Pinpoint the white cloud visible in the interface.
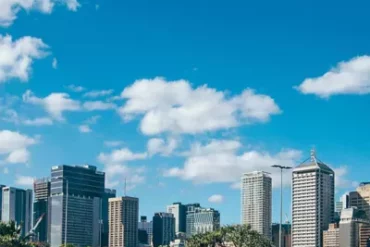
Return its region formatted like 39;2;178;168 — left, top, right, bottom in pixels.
0;35;48;82
104;141;124;147
78;125;91;133
52;58;57;69
15;175;34;187
23;117;53;126
208;194;224;204
334;166;358;189
119;77;281;135
66;84;85;92
98;148;147;190
84;115;100;124
83;101;116;111
164;139;301;188
83;89;114;98
0;130;37;164
147;137;178;156
23;90;81;121
296;56;370;98
0;0;80;27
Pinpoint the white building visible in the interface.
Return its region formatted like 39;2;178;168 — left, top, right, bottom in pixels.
241;171;272;239
292;150;335;247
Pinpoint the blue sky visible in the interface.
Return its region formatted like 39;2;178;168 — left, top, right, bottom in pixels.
1;0;370;225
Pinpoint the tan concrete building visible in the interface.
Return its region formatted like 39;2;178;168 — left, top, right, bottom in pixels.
109;196;139;247
323;223;339;247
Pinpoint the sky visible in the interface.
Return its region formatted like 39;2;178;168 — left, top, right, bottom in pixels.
0;0;370;225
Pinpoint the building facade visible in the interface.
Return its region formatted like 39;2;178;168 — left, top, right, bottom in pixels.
138;216;153;245
292;150;335;247
33;178;51;243
49;165;105;247
152;212;175;247
186;207;220;237
323;223;339;247
102;189;116;247
167;202;187;234
0;184;5;221
339;207;369;247
1;186;33;236
108;196;139;247
272;223;291;247
241;171;272;239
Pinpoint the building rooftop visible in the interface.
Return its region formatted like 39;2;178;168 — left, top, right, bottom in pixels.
293;149;334;173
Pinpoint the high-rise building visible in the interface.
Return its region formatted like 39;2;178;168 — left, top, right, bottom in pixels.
292;150;335;247
339;207;369;247
138;216;153;245
49;165;105;247
272;223;291;247
138;229;148;245
33;178;51;243
152;212;175;247
323;223;339;247
1;186;33;236
186;206;220;237
102;189;116;247
108;196;139;247
0;184;5;221
349;182;370;247
241;171;272;239
167;202;187;234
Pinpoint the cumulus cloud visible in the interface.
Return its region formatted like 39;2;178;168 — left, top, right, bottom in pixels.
208;194;224;204
23;117;53;126
119;77;281;135
78;125;91;133
83;89;114;98
0;35;48;82
15;175;34;186
52;58;57;69
164;139;301;188
147;137;178;156
104;141;124;147
66;84;85;92
83;101;116;111
23;90;81;121
98;148;147;190
0;0;80;27
296;56;370;98
1;109;53;127
334;166;359;189
0;130;37;164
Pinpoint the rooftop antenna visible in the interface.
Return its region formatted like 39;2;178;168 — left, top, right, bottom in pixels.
310;147;317;163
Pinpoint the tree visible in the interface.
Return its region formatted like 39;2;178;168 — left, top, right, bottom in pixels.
186;224;273;247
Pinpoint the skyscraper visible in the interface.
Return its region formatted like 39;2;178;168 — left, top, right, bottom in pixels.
138;216;153;245
49;165;105;247
33;178;51;243
0;184;5;221
186;206;220;237
292;150;335;247
339;207;369;247
102;188;116;247
241;171;272;239
108;196;139;247
323;223;339;247
152;212;175;247
167;202;187;234
1;186;33;236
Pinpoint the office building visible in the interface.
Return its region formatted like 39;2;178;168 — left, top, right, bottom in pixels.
349;183;370;247
272;223;291;247
339;207;369;247
186;206;220;237
0;184;5;221
323;223;339;247
241;171;272;239
167;202;187;234
138;229;148;245
1;186;33;236
292;150;335;247
138;216;153;245
152;212;175;247
33;178;51;243
102;189;116;247
108;196;139;247
49;165;105;247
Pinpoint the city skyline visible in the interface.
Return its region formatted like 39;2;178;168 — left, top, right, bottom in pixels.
1;0;370;226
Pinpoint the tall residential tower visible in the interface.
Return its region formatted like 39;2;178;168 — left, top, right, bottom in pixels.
241;171;272;239
292;150;335;247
